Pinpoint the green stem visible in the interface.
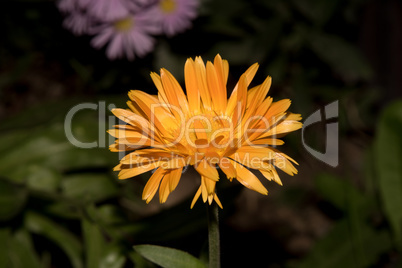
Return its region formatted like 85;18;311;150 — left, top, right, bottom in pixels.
207;202;220;268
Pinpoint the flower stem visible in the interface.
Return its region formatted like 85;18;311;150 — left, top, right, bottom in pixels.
207;202;220;268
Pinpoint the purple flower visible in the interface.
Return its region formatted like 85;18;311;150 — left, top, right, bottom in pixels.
57;0;200;60
62;10;94;36
149;0;199;37
91;13;159;60
85;0;142;21
57;0;91;12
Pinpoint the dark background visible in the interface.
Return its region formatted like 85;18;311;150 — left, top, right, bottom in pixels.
1;0;402;267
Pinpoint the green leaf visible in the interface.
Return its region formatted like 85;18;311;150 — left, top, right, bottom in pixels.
0;229;10;267
294;219;392;268
128;251;152;268
292;0;340;25
82;219;105;268
45;201;81;219
375;100;402;243
0;179;28;221
309;32;372;82
0;98;119;182
8;229;43;268
61;173;119;203
24;212;83;268
134;245;206;268
99;245;126;268
314;173;367;213
26;165;61;192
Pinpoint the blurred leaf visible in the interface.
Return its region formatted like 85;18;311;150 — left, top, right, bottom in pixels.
131;201;206;243
82;218;105;268
0;131;70;182
253;17;284;60
134;245;205;268
375;100;402;243
69;59;93;84
0;97;123;181
294;219;392;268
0;228;10;267
0;54;34;93
212;39;261;65
91;204;127;225
293;0;340;25
0;123;114;184
128;251;154;268
0;179;28;221
45;201;81;219
0;98;80;131
26;165;61;192
8;229;43;268
99;245;126;268
314;173;378;265
308;32;372;82
266;55;287;83
82;205;127;268
61;173;118;203
154;41;187;83
25;211;83;268
314;173;367;213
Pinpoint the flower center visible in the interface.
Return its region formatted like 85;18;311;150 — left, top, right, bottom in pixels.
170;111;233;156
113;17;134;32
160;0;176;13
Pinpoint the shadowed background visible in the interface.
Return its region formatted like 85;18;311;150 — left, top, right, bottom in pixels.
1;0;402;267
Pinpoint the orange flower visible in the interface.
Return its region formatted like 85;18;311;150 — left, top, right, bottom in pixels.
108;54;302;208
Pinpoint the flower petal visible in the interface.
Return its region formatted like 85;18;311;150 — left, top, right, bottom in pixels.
194;159;219;181
228;159;268;195
194;56;212;110
226;62;258;116
206;61;226;112
190;186;202;209
184;58;201;113
142;167;166;203
168;167;183;191
159;175;170;203
218;157;236;180
118;161;161;180
160;68;190;116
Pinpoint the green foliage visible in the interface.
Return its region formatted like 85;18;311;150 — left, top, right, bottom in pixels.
292;102;402;267
2;229;43;268
293;219;392;268
0;180;28;221
375;100;402;244
308;32;372;82
134;245;206;268
25;212;83;268
292;173;393;268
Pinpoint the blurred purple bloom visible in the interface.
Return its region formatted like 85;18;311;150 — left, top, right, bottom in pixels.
91;13;159;60
57;0;200;60
85;0;142;21
149;0;199;37
62;11;94;36
57;0;91;12
57;0;77;13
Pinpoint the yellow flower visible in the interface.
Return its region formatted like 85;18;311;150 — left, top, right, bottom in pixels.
108;54;302;208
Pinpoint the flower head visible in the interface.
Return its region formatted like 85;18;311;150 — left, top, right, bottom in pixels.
62;10;94;36
149;0;199;36
85;0;141;21
108;55;302;208
91;13;159;60
58;0;201;60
